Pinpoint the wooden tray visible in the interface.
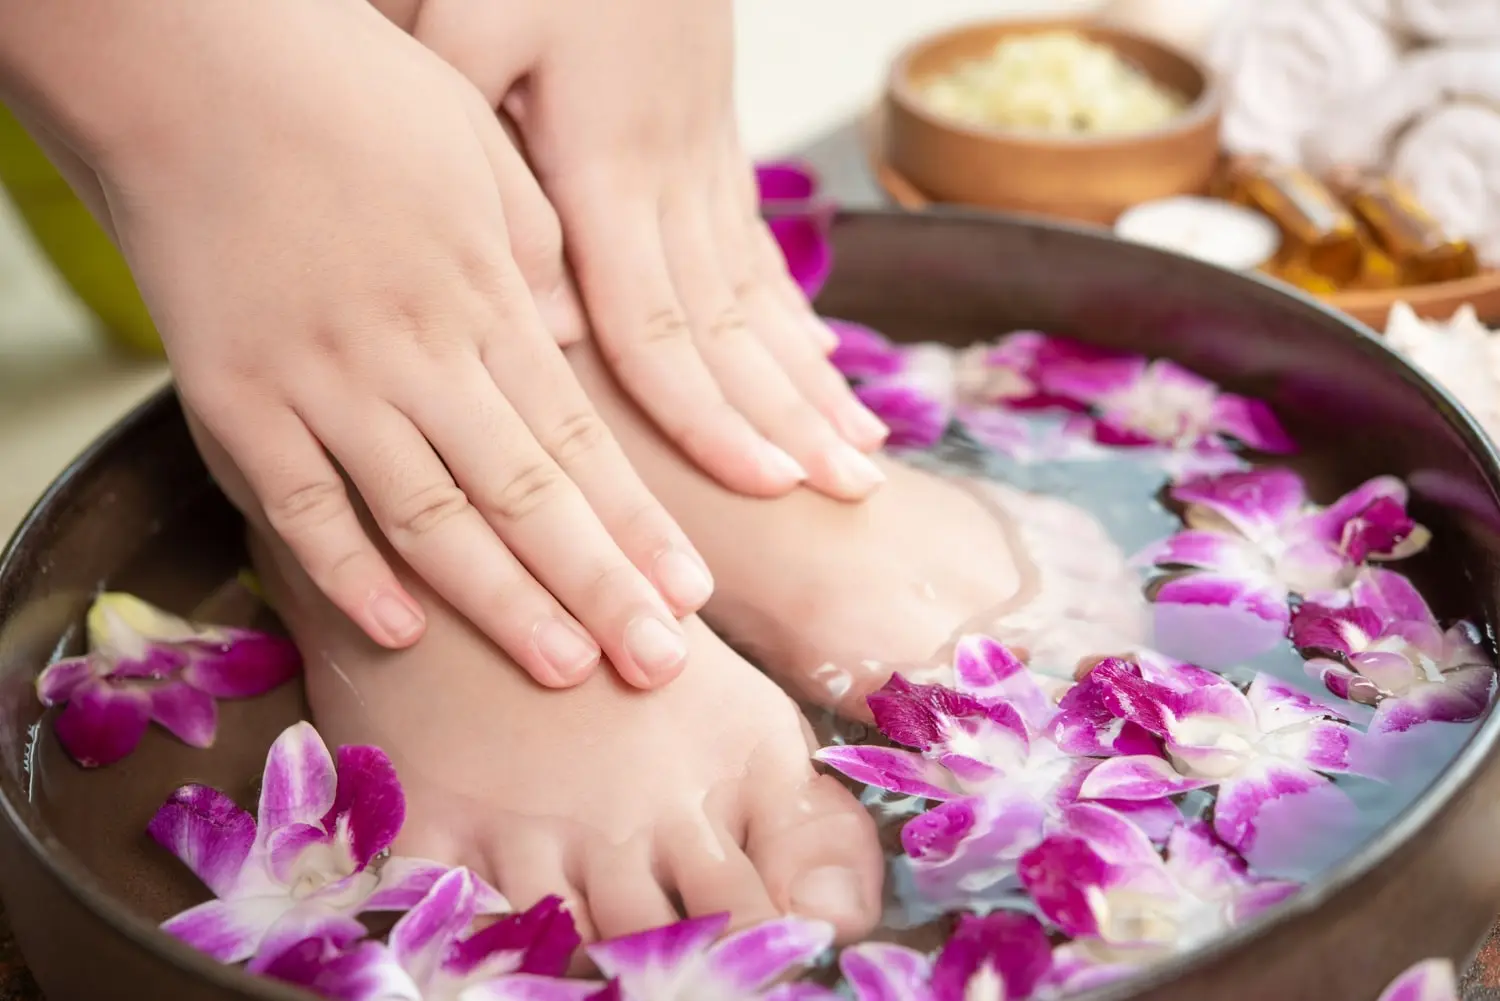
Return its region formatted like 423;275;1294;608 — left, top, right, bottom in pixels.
862;109;1500;332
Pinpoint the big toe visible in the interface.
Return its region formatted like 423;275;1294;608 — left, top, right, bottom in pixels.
745;773;884;942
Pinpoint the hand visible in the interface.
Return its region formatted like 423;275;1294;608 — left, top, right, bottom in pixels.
68;0;710;689
392;0;893;502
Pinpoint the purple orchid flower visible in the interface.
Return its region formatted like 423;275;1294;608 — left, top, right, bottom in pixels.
1292;569;1496;733
583;912;833;1001
1140;469;1432;665
1034;347;1296;458
818;637;1178;906
255;867;587;1001
1378;959;1460;1001
820;322;956;450
756;160;834;300
35;592;300;768
1076;659;1359;865
824;911;1052;1001
149;721;499;965
1020;808;1298;980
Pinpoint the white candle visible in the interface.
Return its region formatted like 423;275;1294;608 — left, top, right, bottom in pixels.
1114;196;1282;271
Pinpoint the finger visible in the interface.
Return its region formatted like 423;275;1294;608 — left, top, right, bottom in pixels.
548;177;808;497
306;394;603;688
398;341;691;687
751;217;843;356
473;125;713;618
740;228;889;452
662;194;885;500
193;396;427;649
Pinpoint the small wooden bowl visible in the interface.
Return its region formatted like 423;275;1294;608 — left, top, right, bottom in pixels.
885;16;1222;225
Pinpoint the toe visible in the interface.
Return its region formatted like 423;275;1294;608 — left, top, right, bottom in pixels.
488;828;596;943
660;819;781;930
745;773;883;942
582;843;681;939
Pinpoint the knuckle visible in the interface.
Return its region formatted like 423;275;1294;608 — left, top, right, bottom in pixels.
389;483;473;538
703;305;750;345
479;460;566;522
544;410;610;466
639;307;692;348
265;478;351;536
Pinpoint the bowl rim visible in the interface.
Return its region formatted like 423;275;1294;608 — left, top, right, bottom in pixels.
886;13;1224;150
1;207;1498;1000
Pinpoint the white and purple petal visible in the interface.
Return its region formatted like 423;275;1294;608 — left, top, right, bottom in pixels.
586;913;731;984
826;320;906;380
815;746;957;801
258;721;339;834
323;744;405;869
839;943;932;1001
705;917;834;992
180;630;302;698
1209;393;1296;454
147;784;256;898
1172;468;1308;538
35;656;94;705
1377;959;1461;1001
148;682;218;749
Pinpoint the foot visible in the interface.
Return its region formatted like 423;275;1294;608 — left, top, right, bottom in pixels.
564;343;1149;717
249;530;884;944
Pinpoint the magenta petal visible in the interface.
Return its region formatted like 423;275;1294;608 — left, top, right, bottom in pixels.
1050;670;1161;758
768;215;832;299
1141;530;1249;572
1154;572;1289;626
258;936;413;1001
1375;671;1497;733
1035;350;1145;405
755;161;818;203
52;681;152;768
1289;603;1380;657
35;656;94;705
855;378;949;450
258;721;338;833
451;895;581;980
706;917;834;992
247;910;368;975
1377;959;1461;1001
161;896;289;964
826;320;906;379
587;913;731;982
930;912;1053;1001
1209;394;1296;454
147;784;255;897
814;746;956;801
149;682;218;748
1079;755;1211;801
324;744;405;868
1172;468;1308;534
389;866;477;974
181;631;301;698
1017;834;1109;937
474;976;608;1001
1150;580;1289;668
840;943;931;1001
951;635;1051;725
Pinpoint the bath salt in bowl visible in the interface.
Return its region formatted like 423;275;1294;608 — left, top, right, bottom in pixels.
1;210;1499;1001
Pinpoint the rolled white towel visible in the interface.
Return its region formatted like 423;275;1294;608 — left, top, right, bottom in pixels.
1304;44;1500;173
1093;0;1234;59
1390;102;1500;268
1208;0;1403;164
1393;0;1500;42
1384;302;1500;439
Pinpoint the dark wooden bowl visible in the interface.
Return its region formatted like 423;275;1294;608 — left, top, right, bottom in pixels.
2;209;1500;1001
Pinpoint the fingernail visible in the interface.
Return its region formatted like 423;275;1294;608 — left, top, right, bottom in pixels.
827;442;887;496
838;400;890;449
370;591;424;645
535;619;601;683
625;615;688;679
758;442;809;485
654;548;715;610
811;318;841;353
790;866;866;921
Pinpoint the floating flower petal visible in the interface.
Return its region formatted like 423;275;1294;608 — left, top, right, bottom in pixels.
1378;959;1461;1001
36;592;300;767
150;722;500;964
585;913;833;1000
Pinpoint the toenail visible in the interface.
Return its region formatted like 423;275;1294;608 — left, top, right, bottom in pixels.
790;865;866;920
827;443;887;495
625;615;688;678
839;400;890;449
757;441;809;485
654;548;715;611
535;619;601;682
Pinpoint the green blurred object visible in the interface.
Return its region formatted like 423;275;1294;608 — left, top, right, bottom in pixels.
0;104;162;356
